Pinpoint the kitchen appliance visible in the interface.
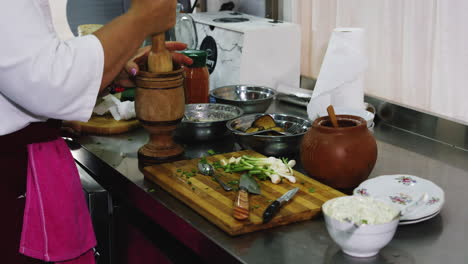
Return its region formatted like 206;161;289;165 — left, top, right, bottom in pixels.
191;11;301;91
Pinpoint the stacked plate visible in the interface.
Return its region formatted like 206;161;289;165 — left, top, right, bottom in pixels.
353;175;445;225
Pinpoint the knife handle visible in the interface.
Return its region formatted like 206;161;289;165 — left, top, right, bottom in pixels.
263;201;281;224
233;188;249;220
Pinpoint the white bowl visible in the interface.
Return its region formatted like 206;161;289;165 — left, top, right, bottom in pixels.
322;196;399;258
319;107;375;128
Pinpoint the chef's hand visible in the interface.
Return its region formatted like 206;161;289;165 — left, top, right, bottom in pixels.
114;42;193;88
129;0;177;36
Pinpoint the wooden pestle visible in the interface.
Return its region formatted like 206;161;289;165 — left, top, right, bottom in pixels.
327;105;339;128
147;33;173;73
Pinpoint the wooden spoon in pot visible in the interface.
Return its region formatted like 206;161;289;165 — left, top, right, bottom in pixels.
147;33;173;73
327;105;339;128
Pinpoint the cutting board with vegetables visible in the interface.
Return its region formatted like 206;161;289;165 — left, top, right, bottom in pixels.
69;115;140;135
143;150;345;236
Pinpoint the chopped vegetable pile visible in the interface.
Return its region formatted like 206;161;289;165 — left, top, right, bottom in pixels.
219;155;296;184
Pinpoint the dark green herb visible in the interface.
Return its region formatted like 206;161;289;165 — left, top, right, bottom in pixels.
212;161;223;169
361;219;368;224
127;138;133;141
191;169;196;173
252;205;260;209
177;169;182;173
227;180;239;186
300;181;305;185
192;187;196;191
308;188;315;193
96;142;101;145
200;157;208;164
207;149;216;155
187;181;192;185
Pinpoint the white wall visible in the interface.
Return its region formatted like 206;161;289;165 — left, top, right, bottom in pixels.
284;0;468;125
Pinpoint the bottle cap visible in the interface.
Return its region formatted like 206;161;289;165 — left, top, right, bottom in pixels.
180;50;207;68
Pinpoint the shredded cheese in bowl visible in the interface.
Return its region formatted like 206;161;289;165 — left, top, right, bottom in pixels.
323;196;400;225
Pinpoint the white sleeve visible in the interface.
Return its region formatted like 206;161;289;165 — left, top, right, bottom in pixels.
0;0;104;122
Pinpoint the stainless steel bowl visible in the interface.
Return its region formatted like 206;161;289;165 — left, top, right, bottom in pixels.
226;113;312;157
210;85;276;114
175;103;244;141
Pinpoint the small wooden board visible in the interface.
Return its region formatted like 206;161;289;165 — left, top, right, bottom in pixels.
143;150;345;236
70;115;140;135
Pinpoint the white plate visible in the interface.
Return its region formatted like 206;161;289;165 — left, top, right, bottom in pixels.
318;106;375;128
353;175;445;221
398;210;440;225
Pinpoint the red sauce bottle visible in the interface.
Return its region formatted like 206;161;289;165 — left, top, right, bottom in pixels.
181;50;210;104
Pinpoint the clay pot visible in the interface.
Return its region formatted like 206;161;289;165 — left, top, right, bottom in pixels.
300;115;377;190
135;67;185;167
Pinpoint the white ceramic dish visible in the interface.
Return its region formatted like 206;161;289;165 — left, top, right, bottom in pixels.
398;210;440;225
353;175;445;222
318;106;375;128
322;196;399;258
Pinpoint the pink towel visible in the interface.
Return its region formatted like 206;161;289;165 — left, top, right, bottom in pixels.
20;137;96;263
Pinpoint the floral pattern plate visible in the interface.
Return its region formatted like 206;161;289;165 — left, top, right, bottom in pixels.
353;175;445;222
398;210;441;225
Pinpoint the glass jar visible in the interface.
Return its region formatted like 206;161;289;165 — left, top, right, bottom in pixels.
180;50;209;104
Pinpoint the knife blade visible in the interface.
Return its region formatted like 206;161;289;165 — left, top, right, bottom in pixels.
262;187;300;224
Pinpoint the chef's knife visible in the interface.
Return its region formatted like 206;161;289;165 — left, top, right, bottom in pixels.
262;187;300;224
233;174;261;220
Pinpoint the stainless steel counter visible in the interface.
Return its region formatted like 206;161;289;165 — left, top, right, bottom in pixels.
73;100;468;264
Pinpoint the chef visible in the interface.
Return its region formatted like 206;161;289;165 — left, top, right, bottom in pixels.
0;0;190;263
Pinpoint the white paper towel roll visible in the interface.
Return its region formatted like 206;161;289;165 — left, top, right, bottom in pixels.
307;28;368;120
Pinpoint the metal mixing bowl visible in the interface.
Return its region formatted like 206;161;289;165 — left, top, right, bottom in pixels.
175;103;244;141
210;85;276;114
226;113;312;157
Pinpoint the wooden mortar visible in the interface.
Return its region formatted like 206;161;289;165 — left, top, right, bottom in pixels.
135;67;185;167
135;32;185;168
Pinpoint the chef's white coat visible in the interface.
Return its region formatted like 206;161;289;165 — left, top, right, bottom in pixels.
0;0;104;135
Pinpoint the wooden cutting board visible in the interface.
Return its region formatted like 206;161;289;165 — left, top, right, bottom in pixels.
69;115;140;135
143;150;345;236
